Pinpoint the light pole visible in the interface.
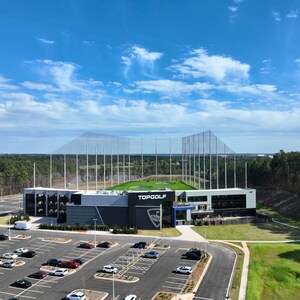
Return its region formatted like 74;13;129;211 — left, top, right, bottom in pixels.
112;271;115;300
93;219;97;248
204;225;207;253
8;213;11;241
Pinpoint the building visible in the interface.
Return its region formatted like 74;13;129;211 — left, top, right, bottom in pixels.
23;187;256;229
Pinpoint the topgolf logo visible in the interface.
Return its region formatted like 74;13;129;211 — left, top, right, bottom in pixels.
138;194;167;200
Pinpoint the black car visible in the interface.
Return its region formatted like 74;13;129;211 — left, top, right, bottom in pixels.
0;234;9;240
6;298;18;300
21;250;36;258
97;241;111;248
47;258;62;266
133;241;146;249
13;279;32;289
73;258;85;265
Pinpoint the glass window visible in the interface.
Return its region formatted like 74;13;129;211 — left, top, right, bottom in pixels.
212;194;246;209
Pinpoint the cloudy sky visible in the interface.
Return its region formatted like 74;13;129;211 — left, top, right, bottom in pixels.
1;0;300;154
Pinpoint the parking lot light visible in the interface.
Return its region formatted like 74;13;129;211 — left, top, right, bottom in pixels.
93;219;97;248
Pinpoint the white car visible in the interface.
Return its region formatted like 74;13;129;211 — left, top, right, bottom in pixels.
124;295;137;300
2;260;15;268
175;266;193;274
2;252;18;259
15;247;29;254
101;265;118;274
50;268;68;276
66;291;86;300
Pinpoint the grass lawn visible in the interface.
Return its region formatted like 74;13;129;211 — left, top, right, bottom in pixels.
109;180;194;191
138;227;182;237
192;222;300;241
247;243;300;300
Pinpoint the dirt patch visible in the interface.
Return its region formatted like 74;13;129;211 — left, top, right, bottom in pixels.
42;237;71;243
70;289;108;300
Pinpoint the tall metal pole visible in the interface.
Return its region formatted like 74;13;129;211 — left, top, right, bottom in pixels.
169;138;172;181
245;162;248;188
50;154;52;188
234;153;237;188
193;134;196;187
209;131;212;190
110;138;113;188
198;133;201;190
86;137;89;190
33;162;36;188
225;144;227;189
155;138;158;181
95;144;98;190
76;138;79;190
141;138;144;180
117;137;120;185
64;145;66;189
203;132;206;190
128;138;131;182
103;143;106;190
216;137;219;189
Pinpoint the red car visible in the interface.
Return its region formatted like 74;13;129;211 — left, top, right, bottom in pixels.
28;271;48;279
79;242;94;249
62;260;80;269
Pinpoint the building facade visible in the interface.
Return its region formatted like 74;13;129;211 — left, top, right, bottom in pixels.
23;187;256;229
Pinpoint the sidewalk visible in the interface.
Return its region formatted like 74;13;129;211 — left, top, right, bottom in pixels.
171;225;207;242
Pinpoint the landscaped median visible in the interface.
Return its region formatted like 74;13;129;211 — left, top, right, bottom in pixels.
151;253;212;300
94;272;139;283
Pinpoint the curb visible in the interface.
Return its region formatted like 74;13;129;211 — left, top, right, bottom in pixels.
193;253;213;293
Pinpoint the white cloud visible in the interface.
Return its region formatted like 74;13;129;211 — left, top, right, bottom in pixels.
82;40;95;46
121;45;163;76
21;81;56;91
171;49;250;82
272;11;281;21
38;38;55;44
228;6;238;12
134;79;213;96
286;10;298;18
0;75;18;90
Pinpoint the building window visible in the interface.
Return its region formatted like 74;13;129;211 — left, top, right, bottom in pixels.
187;196;207;202
211;194;246;209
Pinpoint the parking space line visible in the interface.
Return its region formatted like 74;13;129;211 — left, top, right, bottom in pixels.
193;297;215;300
162;285;182;290
168;276;187;281
25;290;43;293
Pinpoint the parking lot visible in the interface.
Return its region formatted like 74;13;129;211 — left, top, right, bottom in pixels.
0;227;235;300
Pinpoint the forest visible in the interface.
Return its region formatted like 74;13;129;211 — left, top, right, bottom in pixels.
0;150;299;196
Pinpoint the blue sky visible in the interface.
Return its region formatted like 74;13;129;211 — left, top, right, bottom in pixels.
1;0;300;153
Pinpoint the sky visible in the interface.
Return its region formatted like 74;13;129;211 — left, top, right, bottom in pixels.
1;0;300;154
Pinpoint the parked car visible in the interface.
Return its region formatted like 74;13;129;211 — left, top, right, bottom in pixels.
0;234;9;240
79;242;94;249
100;265;118;274
185;252;201;260
133;241;146;249
50;268;68;276
47;258;62;266
97;241;111;248
2;252;18;259
15;248;29;254
28;271;48;279
20;250;36;258
66;291;86;300
175;266;193;274
12;279;32;288
144;251;159;258
2;260;15;268
124;295;137;300
73;258;85;265
61;260;80;269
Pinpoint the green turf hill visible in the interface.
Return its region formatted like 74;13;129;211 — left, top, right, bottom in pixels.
108;180;195;191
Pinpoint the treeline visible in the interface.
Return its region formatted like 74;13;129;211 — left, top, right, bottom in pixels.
247;151;300;192
0;150;299;195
